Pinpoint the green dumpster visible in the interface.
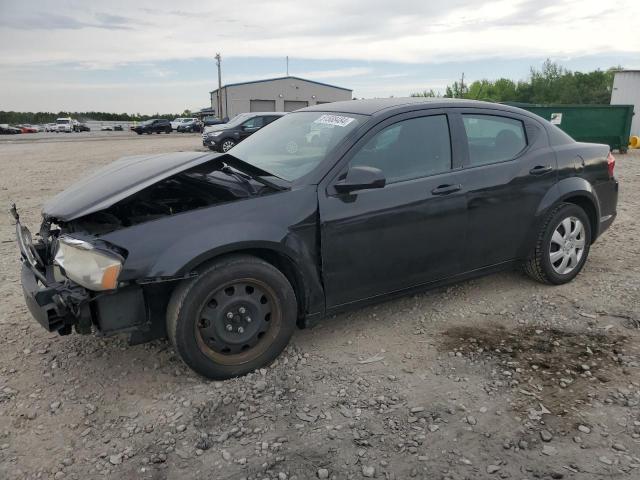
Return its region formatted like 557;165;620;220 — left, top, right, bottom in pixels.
503;103;634;153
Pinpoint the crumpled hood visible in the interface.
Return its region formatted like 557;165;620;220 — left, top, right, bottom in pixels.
43;151;220;221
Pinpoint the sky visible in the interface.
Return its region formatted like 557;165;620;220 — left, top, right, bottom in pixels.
0;0;638;114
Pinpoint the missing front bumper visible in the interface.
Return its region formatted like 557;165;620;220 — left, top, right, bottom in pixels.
21;262;91;334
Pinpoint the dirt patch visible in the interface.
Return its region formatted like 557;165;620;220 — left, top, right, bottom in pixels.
441;323;631;414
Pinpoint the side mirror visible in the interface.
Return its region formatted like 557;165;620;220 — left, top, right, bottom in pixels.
334;166;386;194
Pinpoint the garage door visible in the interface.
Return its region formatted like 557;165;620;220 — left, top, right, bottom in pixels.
284;100;308;112
250;100;276;112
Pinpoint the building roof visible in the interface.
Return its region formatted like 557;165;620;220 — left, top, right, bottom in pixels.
210;75;352;94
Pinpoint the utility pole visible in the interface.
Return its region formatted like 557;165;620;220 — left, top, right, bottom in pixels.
215;53;223;120
460;72;465;98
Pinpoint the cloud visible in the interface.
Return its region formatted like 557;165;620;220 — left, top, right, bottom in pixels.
0;0;637;68
0;0;637;112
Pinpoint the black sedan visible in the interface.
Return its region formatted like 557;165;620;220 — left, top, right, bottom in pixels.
13;98;618;379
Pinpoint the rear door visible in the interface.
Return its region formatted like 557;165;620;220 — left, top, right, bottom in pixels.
454;109;556;269
319;110;468;307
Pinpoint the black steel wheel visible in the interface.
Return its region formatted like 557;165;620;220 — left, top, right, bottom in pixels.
167;255;297;379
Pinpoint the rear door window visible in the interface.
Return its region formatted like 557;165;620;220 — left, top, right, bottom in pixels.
462;114;527;166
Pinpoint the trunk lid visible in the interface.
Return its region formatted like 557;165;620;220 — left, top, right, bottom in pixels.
43;151;219;221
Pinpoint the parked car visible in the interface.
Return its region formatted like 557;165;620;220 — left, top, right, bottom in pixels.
100;126;113;131
56;117;74;133
202;112;285;152
133;119;172;135
76;123;91;132
114;125;124;131
18;124;38;133
176;118;202;133
0;124;22;134
13;98;618;380
170;118;187;130
44;123;57;132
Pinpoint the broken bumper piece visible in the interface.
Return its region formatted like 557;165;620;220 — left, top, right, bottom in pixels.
21;262;91;335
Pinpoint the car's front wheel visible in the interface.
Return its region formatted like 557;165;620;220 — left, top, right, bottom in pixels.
524;203;591;285
220;139;236;152
167;255;297;379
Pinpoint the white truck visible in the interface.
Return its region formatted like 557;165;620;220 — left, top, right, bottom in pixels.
56;117;78;133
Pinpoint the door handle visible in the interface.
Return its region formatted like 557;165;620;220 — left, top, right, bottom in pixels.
529;165;553;175
431;184;462;195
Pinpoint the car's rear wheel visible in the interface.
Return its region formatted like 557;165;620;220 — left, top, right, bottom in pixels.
166;255;297;379
220;139;236;152
524;203;591;285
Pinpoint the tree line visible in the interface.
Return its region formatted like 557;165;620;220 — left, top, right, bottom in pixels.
0;110;193;125
411;60;620;104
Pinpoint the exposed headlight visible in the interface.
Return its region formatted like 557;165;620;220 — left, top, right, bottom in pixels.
208;131;223;137
54;236;123;291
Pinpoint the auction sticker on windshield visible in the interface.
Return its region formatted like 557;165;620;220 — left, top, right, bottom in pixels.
314;114;355;127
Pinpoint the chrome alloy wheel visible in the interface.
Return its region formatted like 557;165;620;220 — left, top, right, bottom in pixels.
549;216;586;275
221;139;235;152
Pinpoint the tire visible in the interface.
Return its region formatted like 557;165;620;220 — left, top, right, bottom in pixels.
219;138;236;152
167;255;297;379
524;203;591;285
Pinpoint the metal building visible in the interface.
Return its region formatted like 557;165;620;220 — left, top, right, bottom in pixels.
611;70;640;137
210;76;352;119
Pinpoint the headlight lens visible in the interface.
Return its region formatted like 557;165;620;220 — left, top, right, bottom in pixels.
209;131;223;137
54;237;123;291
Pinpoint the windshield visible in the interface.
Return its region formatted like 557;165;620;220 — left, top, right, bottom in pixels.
229;111;367;181
56;119;70;124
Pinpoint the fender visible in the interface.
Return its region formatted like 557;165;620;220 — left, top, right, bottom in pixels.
535;176;600;219
99;187;325;317
519;176;601;258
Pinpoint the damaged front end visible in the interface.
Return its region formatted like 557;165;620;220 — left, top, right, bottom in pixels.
13;205;96;335
12;152;288;343
13;203;144;339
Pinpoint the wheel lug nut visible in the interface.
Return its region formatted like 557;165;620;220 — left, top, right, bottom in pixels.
225;324;233;331
237;326;244;334
239;307;246;314
226;312;234;319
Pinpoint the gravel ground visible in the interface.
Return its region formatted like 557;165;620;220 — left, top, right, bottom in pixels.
0;135;639;480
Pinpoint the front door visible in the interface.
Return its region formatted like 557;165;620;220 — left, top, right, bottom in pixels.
319;111;468;308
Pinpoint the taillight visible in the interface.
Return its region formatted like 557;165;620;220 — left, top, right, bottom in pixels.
607;151;615;178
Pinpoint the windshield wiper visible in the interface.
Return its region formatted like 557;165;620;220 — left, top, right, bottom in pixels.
222;156;288;191
220;164;257;194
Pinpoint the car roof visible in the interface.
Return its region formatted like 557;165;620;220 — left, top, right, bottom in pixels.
248;112;287;116
299;97;532;117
